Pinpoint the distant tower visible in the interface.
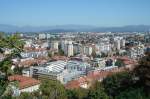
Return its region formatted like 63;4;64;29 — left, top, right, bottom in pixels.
66;43;74;57
51;41;59;52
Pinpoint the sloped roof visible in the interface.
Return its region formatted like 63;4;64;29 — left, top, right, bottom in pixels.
8;75;40;89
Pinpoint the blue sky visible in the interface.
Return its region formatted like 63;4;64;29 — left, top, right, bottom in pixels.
0;0;150;26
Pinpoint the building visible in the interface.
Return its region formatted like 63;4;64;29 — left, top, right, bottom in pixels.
41;42;49;48
91;58;105;68
38;33;46;39
51;41;59;52
24;40;32;48
61;40;68;52
84;46;92;56
120;39;126;48
61;40;73;54
66;43;74;57
28;60;90;84
96;42;111;54
128;46;144;59
8;75;40;96
114;39;121;50
46;34;51;39
114;37;125;50
73;43;82;55
21;49;48;58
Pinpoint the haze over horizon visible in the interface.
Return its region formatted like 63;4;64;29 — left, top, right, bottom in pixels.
0;0;150;27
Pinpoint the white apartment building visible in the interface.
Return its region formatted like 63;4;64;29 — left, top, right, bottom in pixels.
84;46;93;56
114;37;125;50
46;34;51;39
24;40;32;48
120;39;126;48
21;50;48;58
114;39;121;50
51;41;59;52
96;42;111;54
66;43;74;57
61;40;67;52
41;42;49;48
39;33;46;39
128;46;144;59
61;40;74;56
73;43;82;55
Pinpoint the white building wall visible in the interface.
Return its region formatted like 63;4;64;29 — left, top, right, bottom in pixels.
20;84;40;93
39;34;46;39
51;41;59;52
67;44;74;57
84;46;92;56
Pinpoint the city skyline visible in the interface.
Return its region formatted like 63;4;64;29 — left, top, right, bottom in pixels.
0;0;150;27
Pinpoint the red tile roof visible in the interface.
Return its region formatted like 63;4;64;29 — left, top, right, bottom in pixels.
18;59;47;67
24;47;46;52
65;80;80;89
8;75;40;89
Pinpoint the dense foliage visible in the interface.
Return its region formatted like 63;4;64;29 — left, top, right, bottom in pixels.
0;33;24;97
134;51;150;93
102;72;133;98
39;80;67;99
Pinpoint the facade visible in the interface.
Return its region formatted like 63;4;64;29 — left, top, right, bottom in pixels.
46;34;51;39
73;43;82;55
128;46;144;59
21;50;48;58
41;42;49;48
39;33;46;39
114;37;125;50
51;41;59;52
28;60;90;84
91;58;105;68
120;39;126;48
114;39;121;50
66;43;74;57
96;42;111;54
61;40;68;52
84;46;93;56
8;75;40;96
24;40;32;48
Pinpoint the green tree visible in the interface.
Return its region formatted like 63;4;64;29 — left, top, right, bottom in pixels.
101;53;108;58
87;81;109;99
19;92;32;99
0;33;24;78
0;75;7;96
59;49;64;56
0;59;13;79
115;87;150;99
13;66;23;75
40;79;67;99
115;59;125;67
48;51;52;58
67;88;88;99
0;33;24;96
134;51;150;93
92;50;97;58
102;72;133;98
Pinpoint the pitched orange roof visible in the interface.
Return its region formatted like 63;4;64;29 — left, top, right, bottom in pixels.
24;47;46;52
18;59;47;67
8;75;40;89
65;80;80;89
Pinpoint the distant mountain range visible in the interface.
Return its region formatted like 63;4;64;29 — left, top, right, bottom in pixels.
0;24;150;33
